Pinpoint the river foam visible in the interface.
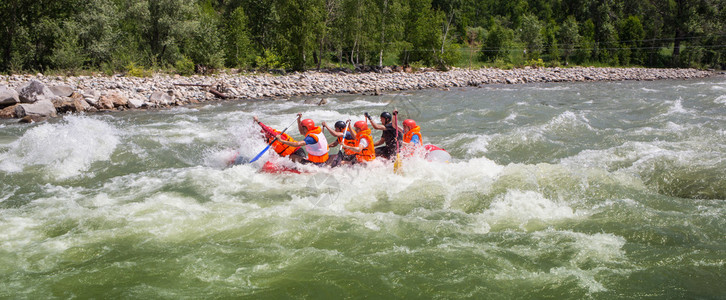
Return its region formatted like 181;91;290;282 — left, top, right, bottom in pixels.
0;116;119;179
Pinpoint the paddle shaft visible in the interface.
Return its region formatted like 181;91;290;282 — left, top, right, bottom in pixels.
249;118;298;163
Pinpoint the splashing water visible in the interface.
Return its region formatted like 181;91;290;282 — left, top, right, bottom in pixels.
1;78;725;298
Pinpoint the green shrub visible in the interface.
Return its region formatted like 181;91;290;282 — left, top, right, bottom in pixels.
255;49;288;71
175;56;195;76
126;62;152;77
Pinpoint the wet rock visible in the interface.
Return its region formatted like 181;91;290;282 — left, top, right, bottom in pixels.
17;80;57;103
15;100;57;118
1;85;20;106
19;115;48;123
1;104;18;118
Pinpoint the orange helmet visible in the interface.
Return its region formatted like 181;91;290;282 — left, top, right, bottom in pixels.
354;120;368;131
301;119;316;130
403;119;417;128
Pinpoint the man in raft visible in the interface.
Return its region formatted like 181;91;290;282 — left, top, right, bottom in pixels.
341;121;376;164
365;111;403;160
253;116;306;162
322;120;356;167
274;113;329;166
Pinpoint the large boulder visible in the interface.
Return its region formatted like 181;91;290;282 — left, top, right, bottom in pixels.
0;86;20;106
49;85;74;97
17;80;58;103
53;93;90;113
15;100;57;118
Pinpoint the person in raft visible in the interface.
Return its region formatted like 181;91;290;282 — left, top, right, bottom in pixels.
253;116;306;163
365;111;403;160
274;113;329;165
341;121;376;164
401;118;423;156
322;120;356;167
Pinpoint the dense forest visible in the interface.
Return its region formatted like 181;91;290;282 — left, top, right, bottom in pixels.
1;0;724;74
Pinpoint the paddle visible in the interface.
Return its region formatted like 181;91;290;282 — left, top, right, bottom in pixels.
393;110;402;174
249;118;298;163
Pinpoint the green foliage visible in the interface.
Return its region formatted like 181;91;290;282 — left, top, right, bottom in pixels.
526;58;544;68
1;0;724;72
480;18;514;62
255;49;289;70
519;14;543;59
126;62;153;77
223;7;253;68
50;21;88;71
175;56;195;75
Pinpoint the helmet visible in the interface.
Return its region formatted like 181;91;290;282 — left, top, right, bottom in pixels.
403;119;417;128
380;112;392;122
301;119;316;130
354;121;368;131
334;120;346;130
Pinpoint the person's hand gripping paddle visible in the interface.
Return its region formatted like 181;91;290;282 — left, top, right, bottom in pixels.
393;110;402;174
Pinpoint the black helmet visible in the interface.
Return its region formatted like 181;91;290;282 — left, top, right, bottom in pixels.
334;120;346;130
380;112;392;122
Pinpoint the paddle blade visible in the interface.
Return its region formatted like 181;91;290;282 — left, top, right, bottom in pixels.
393;153;402;174
249;144;272;163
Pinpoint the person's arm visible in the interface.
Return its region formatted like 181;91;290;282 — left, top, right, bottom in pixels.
296;113;304;135
366;114;386;130
328;140;340;148
391;111;403;132
276;134;307;147
322;121;344;138
374;137;385;147
341;144;362;153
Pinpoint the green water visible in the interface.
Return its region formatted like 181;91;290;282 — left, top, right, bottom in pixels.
1;78;725;298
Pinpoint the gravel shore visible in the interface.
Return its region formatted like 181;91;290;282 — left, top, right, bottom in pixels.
0;67;714;120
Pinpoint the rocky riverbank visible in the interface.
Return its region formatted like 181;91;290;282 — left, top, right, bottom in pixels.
0;67;714;121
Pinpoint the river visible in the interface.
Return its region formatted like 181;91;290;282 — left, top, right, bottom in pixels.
1;77;725;298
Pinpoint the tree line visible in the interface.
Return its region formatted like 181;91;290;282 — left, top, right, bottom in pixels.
1;0;724;74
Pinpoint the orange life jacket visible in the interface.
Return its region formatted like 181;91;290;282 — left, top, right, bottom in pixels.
403;126;422;145
304;127;329;163
265;130;300;157
354;129;376;162
338;134;357;156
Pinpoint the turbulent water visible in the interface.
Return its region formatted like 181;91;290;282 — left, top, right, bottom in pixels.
1;77;725;298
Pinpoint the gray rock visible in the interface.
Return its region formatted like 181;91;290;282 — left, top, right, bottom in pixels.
15;100;57;118
127;95;145;109
0;85;19;106
17;80;58;103
83;89;100;106
49;85;74;97
149;91;173;105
